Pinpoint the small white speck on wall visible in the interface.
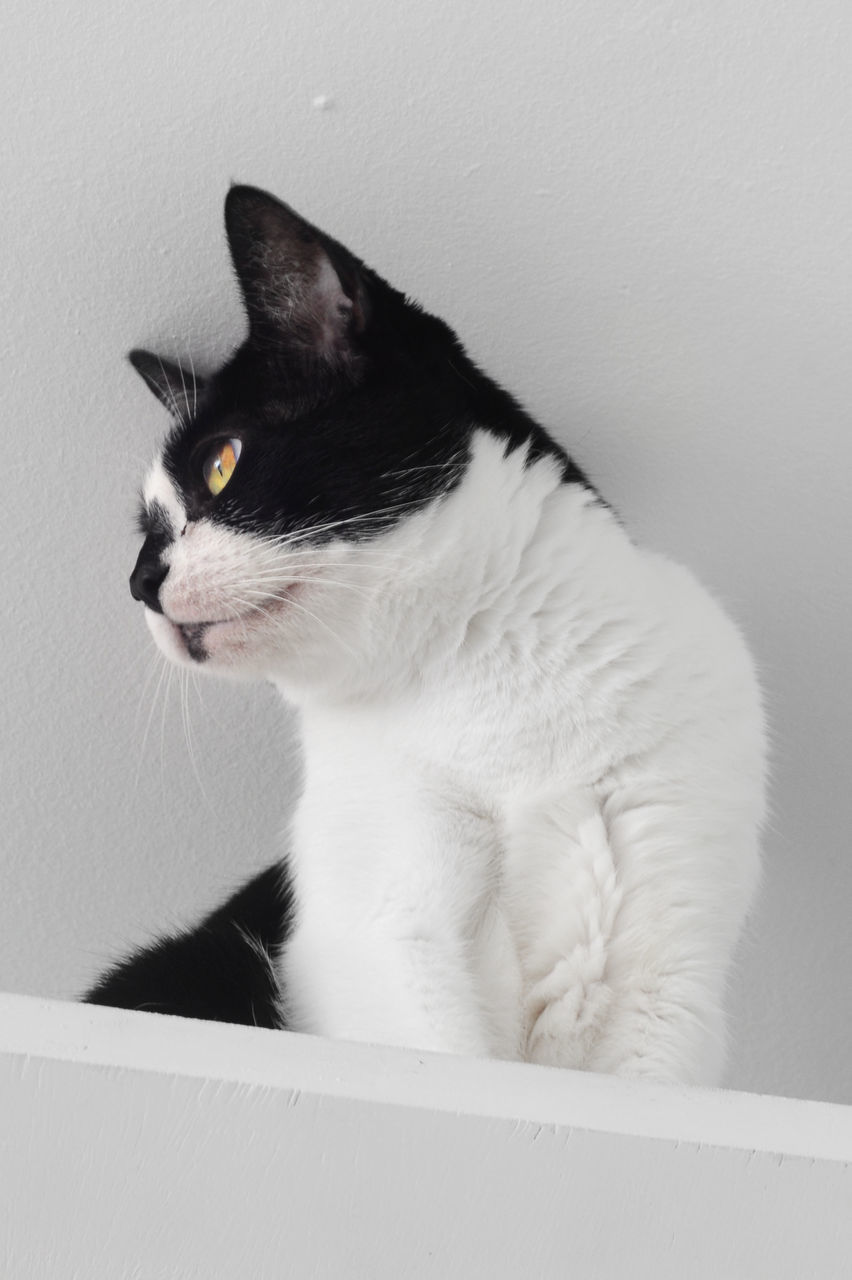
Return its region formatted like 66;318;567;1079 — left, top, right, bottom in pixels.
312;94;332;111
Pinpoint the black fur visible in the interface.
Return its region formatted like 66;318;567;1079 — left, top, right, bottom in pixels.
84;863;291;1028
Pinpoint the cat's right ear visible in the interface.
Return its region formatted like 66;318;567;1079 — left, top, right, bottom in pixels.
128;350;206;421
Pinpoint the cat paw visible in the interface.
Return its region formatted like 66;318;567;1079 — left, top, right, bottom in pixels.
525;955;613;1069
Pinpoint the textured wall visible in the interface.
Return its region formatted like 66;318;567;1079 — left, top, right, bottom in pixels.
2;0;850;1102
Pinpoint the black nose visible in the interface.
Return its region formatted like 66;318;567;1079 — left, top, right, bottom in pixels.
129;539;168;612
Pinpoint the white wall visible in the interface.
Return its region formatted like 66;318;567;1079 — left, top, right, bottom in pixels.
2;0;851;1104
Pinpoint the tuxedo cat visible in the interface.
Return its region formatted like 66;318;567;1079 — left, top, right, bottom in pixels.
87;185;765;1083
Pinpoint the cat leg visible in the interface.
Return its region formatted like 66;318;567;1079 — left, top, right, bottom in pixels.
579;797;758;1085
510;794;758;1085
507;795;626;1073
281;774;501;1058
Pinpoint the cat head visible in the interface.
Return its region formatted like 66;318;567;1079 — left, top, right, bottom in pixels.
129;186;575;696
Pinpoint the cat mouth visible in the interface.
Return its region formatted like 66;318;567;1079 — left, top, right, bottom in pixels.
176;621;214;662
169;587;299;633
167;590;298;660
172;611;270;662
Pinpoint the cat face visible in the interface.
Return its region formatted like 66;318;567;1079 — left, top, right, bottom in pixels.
129;186;575;693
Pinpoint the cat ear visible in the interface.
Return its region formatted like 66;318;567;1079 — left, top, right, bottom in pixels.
128;350;206;420
224;185;368;367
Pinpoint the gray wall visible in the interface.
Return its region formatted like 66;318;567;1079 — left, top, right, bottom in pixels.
2;0;850;1104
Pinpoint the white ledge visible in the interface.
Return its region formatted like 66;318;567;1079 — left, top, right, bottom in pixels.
2;992;850;1161
2;993;850;1279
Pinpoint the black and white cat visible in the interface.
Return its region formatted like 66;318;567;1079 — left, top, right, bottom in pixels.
88;185;766;1084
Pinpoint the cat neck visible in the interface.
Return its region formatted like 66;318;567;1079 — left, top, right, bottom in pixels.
272;429;625;710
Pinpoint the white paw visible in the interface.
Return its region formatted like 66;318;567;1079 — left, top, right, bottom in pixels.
525;954;613;1068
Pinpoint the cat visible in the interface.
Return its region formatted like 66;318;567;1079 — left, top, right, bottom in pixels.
87;184;766;1084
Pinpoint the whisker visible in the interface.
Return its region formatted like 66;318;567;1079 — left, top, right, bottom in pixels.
134;651;169;796
251;539;423;570
239;575;376;604
187;350;198;418
379;458;465;481
389;421;461;469
180;667;211;806
155;355;182;422
133;647;166;732
258;500;430;549
229;589;362;663
177;359;190;423
160;663;176;792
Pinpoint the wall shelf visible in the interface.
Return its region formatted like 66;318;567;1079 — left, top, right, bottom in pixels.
1;993;850;1278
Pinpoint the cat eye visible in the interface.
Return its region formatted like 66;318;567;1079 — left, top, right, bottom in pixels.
202;438;242;495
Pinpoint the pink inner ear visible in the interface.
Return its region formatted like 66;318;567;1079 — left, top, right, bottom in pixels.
312;254;354;355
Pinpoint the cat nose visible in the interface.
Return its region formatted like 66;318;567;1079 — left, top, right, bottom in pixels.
129;540;168;613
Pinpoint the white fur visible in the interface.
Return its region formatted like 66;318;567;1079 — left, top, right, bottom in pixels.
144;431;765;1084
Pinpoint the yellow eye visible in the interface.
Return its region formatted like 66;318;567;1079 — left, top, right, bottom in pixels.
203;438;242;495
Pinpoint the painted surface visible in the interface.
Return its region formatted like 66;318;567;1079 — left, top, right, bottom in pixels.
2;0;852;1103
2;997;852;1278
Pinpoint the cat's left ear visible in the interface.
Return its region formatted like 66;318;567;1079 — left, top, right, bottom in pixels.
128;350;206;421
225;185;369;369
